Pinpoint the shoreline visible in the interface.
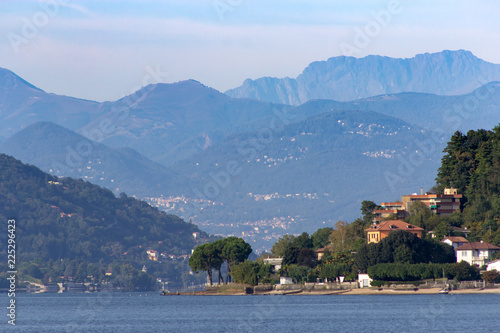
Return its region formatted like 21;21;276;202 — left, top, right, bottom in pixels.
166;287;500;296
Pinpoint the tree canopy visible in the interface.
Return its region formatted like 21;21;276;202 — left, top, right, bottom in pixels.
435;127;500;244
355;230;455;272
189;237;252;285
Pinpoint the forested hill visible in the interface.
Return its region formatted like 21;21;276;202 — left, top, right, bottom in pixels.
0;154;209;289
435;126;500;245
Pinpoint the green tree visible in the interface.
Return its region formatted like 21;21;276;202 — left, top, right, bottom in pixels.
329;221;356;253
189;242;223;286
481;270;500;283
230;260;271;286
361;200;381;225
311;227;333;250
354;230;455;272
406;201;432;229
288;265;310;283
292;232;313;250
393;244;413;263
271;235;295;258
220;237;252;283
453;261;480;281
282;246;300;266
297;248;317;268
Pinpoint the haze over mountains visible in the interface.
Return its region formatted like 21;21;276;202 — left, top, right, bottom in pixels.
0;67;103;142
0;121;186;197
225;50;500;105
80;80;286;166
2;50;500;250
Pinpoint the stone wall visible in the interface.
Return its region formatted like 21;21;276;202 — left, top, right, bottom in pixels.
275;282;358;291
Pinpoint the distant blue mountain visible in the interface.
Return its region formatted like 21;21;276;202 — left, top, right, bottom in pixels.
0;67;103;141
225;50;500;105
0;121;186;197
80;80;286;166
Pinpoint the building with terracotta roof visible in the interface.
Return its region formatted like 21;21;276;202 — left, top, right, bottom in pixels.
315;245;333;260
372;188;462;224
455;241;500;266
365;220;424;244
146;249;159;261
441;236;469;249
401;188;462;217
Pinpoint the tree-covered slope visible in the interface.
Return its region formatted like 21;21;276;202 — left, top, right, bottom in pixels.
0;154;208;289
168;109;441;247
435;126;500;244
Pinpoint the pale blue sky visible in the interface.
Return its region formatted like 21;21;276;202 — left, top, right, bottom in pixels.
1;0;499;101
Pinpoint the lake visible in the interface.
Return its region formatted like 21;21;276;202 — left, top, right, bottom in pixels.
2;293;499;332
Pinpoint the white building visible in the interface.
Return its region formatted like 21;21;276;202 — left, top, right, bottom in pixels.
358;274;373;288
441;236;468;250
455;241;500;266
486;259;500;272
263;257;283;273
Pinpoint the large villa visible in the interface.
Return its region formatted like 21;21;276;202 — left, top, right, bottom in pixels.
365;220;423;244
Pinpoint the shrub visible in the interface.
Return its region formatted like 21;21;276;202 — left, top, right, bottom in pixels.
370;280;387;287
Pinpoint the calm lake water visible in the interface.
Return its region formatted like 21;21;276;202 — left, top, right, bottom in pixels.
2;293;499;332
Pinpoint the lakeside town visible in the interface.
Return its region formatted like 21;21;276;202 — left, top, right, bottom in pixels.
177;186;500;295
18;185;500;295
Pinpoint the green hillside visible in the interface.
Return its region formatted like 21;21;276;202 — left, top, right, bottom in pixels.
435;126;500;244
0;154;211;290
168;109;441;250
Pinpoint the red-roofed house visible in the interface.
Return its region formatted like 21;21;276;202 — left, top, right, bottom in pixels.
315;245;333;260
147;250;159;261
365;220;424;244
455;241;500;266
441;236;469;249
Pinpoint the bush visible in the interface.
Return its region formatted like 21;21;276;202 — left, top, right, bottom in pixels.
367;262;479;282
481;270;499;283
370;280;387;287
306;275;317;283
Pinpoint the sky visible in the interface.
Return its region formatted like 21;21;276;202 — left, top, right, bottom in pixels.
1;0;499;102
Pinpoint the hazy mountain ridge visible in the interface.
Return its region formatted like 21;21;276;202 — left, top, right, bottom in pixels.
166;110;442;249
78;80;288;166
289;82;500;133
225;50;500;105
2;53;500;249
0;121;187;197
0;67;104;142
